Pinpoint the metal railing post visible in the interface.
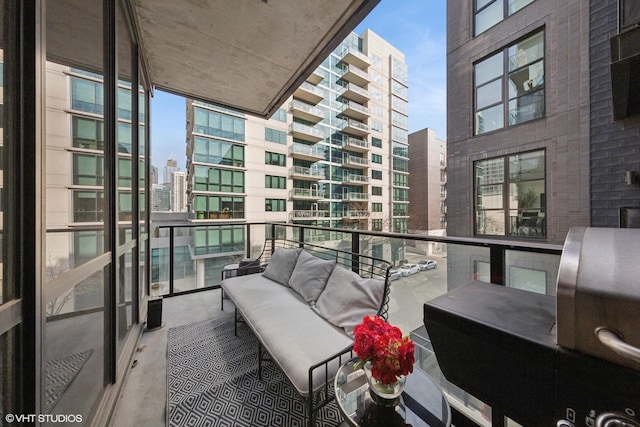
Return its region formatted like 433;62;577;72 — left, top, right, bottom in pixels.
169;226;175;295
351;231;360;273
490;246;505;285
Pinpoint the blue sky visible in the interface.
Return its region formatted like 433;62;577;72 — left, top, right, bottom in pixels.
151;0;447;177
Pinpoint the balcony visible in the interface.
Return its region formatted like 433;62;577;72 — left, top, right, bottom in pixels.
306;69;324;85
341;135;370;153
289;122;325;142
339;46;371;69
117;222;564;427
340;100;370;120
341;64;370;86
343;209;370;219
289;165;325;181
342;191;369;201
289;188;325;200
293;81;324;105
341;118;370;137
342;153;369;169
288;142;325;162
341;82;369;104
343;173;370;185
289;209;331;220
290;99;324;123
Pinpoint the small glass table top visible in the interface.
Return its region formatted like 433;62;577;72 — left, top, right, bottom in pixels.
334;359;451;427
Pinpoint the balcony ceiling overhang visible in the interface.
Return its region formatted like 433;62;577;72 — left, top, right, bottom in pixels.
132;0;379;118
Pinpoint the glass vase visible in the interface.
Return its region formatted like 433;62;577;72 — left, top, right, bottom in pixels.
363;361;406;407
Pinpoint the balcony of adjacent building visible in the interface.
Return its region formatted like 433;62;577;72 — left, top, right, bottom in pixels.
342;172;370;185
342;191;369;202
342;153;369;169
289;208;331;221
288;142;325;162
341;82;370;104
305;69;324;85
342;209;370;220
339;46;371;69
340;100;370;120
289;187;325;200
341;118;370;137
290;99;324;123
289;122;325;142
289;165;325;181
293;81;325;105
340;64;370;86
340;134;370;153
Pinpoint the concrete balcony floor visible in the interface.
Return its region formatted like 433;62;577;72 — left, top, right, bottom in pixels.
110;289;223;426
110;255;448;426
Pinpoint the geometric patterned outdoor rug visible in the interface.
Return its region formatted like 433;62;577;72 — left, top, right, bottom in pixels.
44;349;93;414
167;314;343;427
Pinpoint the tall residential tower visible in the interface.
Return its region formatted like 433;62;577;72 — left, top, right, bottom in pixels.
186;30;409;237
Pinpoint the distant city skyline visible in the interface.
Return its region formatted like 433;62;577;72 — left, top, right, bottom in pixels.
150;0;447;175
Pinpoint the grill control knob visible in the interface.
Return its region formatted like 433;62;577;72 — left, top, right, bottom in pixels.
557;421;575;427
596;412;640;427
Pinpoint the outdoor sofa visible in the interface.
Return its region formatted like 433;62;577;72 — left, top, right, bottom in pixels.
221;238;392;426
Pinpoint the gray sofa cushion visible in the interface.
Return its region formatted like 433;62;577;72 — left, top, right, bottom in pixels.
221;274;353;396
288;250;336;303
313;265;385;336
262;247;302;286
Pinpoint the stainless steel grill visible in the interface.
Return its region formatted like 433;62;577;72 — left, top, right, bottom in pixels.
557;227;640;371
424;227;640;427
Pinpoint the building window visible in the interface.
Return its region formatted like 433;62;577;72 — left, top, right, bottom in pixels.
265;198;286;212
372;186;382;196
193;195;244;219
393;203;408;216
371;202;382;212
371;170;382;180
440;168;447;182
393;188;409;202
440;184;446;197
475;149;545;238
371;153;382;164
265;127;287;144
392;127;408;143
370;119;383;133
393;173;408;187
193;166;244;193
71;77;104;115
474;0;535;36
393;218;408;233
393;157;409;173
272;108;287;122
265;151;286;166
73;116;104;150
193;225;245;256
371;137;383;148
194;108;245;141
265;175;286;189
193;136;244;166
73;190;104;222
475;29;544;134
371;219;383;231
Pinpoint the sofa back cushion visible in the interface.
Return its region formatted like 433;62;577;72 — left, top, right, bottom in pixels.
262;247;302;286
289;250;336;303
313;265;385;336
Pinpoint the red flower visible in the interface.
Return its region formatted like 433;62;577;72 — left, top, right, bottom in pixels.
353;315;415;384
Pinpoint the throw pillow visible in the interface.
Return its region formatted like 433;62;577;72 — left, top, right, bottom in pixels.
313;265;385;336
262;247;302;286
288;250;336;303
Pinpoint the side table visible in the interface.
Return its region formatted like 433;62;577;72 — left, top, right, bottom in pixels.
335;358;451;427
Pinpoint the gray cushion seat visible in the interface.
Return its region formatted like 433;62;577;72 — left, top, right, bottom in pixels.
221;246;387;402
222;273;353;396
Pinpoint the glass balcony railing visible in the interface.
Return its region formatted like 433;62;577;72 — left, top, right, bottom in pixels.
150;221;562;427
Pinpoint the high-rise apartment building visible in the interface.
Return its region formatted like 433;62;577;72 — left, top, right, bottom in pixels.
170;171;188;212
408;128;447;232
186;29;409;236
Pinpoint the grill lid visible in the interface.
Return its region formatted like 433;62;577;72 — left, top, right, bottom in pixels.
556;227;640;371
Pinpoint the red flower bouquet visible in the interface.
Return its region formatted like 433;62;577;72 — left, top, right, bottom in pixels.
353;315;416;385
